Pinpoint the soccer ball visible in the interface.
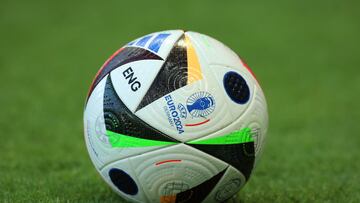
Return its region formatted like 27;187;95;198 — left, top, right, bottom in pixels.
83;30;268;203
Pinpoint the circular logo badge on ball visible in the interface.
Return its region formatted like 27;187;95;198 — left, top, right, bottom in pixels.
223;71;250;104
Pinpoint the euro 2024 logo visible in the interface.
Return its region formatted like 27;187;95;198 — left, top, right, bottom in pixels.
186;91;215;118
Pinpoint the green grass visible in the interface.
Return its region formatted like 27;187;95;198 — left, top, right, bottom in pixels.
1;0;359;202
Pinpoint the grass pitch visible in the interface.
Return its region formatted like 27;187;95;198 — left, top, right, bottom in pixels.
1;0;359;202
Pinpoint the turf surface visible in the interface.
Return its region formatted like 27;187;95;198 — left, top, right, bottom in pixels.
1;0;359;202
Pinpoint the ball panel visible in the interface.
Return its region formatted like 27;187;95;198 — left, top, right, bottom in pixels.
208;65;255;123
103;76;177;142
249;83;268;165
87;46;163;101
184;31;242;69
188;138;255;180
128;144;228;202
136;35;188;111
110;59;164;112
184;31;260;133
174;168;226;203
84;75;108;169
84;75;180;170
202;166;246;203
185;31;259;90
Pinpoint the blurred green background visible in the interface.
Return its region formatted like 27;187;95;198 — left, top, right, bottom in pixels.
1;0;359;202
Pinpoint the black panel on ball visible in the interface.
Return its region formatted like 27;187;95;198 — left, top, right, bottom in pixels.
189;142;255;180
103;76;178;142
136;35;188;111
175;168;227;203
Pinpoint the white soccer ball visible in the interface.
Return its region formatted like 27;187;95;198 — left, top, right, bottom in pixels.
84;30;268;203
